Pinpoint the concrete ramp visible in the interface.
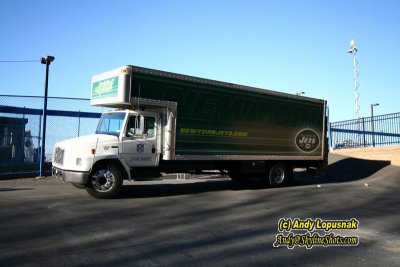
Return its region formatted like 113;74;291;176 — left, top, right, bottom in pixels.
331;146;400;166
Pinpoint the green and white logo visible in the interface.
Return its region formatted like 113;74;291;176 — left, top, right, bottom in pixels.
295;128;320;153
92;76;119;99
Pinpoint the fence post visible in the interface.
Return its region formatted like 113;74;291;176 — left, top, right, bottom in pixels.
22;107;26;159
362;118;366;147
78;110;81;137
37;113;42;169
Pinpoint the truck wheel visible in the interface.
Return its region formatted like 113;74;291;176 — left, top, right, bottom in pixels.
85;164;124;199
268;163;292;187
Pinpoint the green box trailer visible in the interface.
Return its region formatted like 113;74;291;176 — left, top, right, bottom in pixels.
126;66;327;159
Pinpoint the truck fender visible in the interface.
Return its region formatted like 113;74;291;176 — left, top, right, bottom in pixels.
90;157;131;181
119;158;132;181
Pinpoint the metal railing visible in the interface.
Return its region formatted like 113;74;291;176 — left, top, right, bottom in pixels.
330;112;400;149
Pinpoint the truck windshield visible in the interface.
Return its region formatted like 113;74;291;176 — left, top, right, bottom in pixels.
95;112;126;137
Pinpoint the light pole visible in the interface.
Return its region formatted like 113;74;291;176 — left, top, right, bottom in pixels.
348;39;361;144
371;103;379;147
39;55;55;177
347;39;360;120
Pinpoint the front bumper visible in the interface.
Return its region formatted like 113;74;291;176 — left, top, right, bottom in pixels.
52;167;89;185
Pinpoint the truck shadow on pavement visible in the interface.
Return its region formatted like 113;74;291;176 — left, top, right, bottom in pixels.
117;179;266;199
293;155;391;186
0;187;34;192
117;155;391;199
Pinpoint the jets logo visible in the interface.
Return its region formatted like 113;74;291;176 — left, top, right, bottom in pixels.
295;129;320;153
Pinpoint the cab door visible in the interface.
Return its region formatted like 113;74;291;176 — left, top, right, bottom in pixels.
121;115;159;167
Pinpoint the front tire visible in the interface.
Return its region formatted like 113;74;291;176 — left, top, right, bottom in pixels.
85;164;124;199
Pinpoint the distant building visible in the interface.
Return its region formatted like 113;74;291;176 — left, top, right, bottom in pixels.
0;117;31;164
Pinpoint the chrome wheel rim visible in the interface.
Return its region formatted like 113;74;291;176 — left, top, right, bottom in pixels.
91;169;115;192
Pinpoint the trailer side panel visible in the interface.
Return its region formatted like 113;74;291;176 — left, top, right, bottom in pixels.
128;66;326;160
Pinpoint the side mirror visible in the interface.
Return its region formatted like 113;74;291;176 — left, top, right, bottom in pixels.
139;115;145;135
128;115;146;138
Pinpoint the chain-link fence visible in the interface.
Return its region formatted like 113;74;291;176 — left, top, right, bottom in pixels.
0;95;103;178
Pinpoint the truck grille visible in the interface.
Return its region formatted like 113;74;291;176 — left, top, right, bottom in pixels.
54;147;64;165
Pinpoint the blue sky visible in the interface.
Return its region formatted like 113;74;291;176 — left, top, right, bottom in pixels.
1;0;399;122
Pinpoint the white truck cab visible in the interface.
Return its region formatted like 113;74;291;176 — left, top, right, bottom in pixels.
52;107;176;198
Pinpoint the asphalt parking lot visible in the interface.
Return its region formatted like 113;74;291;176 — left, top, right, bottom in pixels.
0;154;399;266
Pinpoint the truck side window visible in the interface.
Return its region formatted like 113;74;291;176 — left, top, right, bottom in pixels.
126;116;155;138
146;117;155;137
126;116;138;137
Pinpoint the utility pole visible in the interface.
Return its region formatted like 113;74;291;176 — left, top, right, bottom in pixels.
39;55;55;178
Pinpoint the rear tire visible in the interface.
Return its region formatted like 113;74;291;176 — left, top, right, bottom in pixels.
85;164;124;199
268;163;292;187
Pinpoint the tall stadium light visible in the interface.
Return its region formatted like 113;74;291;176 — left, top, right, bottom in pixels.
39;55;55;178
371;103;379;147
347;40;360;120
348;40;361;144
